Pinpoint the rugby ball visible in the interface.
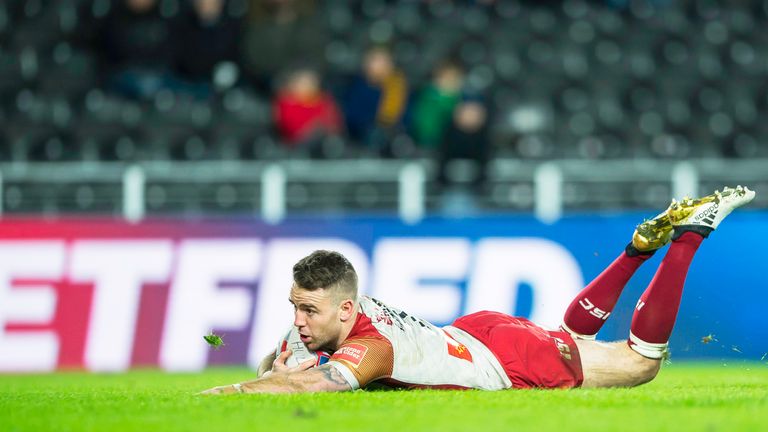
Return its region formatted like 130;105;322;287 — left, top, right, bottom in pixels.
276;326;331;368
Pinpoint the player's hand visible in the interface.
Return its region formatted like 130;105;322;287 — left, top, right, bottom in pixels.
198;385;239;395
271;349;316;374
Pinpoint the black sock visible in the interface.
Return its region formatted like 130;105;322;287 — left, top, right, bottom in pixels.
672;225;713;240
625;242;657;257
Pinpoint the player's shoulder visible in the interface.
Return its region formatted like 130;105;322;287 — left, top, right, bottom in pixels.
358;295;382;309
346;297;389;340
355;296;402;331
358;295;401;319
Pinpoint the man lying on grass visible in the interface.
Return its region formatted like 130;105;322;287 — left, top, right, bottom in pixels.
202;186;754;394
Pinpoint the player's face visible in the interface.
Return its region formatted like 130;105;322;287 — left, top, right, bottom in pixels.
289;285;344;352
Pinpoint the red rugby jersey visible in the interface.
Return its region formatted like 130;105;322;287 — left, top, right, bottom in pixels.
327;296;511;390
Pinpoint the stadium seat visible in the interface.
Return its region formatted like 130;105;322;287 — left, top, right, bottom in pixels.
515;134;558;159
392;2;422;37
218;88;271;130
358;0;388;20
239;134;287;161
37;44;97;101
77;124;136;162
324;2;354;36
26;133;80;162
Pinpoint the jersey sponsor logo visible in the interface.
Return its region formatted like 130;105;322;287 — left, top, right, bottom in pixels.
443;330;473;362
332;343;369;367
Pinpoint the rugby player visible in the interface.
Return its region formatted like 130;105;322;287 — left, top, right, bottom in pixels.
202;185;755;394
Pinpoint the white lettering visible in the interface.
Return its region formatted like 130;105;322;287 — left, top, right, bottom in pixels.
70;241;173;372
465;239;584;328
371;238;469;325
0;242;64;372
338;346;363;359
579;298;611;320
161;240;260;371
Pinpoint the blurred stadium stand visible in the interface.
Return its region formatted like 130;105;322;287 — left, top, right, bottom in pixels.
1;0;768;222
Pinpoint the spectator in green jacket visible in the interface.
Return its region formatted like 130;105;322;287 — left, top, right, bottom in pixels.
411;60;465;150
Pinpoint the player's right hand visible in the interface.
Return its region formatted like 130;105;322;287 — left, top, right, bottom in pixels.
271;349;316;374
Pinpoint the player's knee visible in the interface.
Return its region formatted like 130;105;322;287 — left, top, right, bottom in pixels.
630;353;661;386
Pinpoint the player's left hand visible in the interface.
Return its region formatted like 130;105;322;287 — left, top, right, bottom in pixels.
271;349;316;374
200;351;315;395
199;385;240;395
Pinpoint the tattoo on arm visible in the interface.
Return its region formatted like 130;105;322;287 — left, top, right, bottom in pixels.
315;364;352;389
240;363;352;393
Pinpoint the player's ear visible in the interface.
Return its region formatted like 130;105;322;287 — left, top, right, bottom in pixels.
338;298;355;321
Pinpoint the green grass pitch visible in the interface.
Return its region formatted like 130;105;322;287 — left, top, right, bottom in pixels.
1;363;767;432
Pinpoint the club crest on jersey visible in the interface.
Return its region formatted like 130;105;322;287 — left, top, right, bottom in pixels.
373;311;393;325
332;343;369;367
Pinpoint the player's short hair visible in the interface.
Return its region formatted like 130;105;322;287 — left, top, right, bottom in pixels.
293;250;358;303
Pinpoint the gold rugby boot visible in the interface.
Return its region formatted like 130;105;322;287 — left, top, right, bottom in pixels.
632;208;674;252
668;185;755;231
632;188;723;252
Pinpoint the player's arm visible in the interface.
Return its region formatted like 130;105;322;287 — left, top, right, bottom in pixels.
240;363;352;393
200;350;352;394
256;351;277;377
201;337;393;395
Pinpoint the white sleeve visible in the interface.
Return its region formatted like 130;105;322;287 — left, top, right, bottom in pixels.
328;360;360;390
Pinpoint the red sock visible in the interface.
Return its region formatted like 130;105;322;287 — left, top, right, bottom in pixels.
561;250;653;339
628;232;703;358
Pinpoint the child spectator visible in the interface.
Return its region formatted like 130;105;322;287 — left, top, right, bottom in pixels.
411;60;465;150
273;67;343;149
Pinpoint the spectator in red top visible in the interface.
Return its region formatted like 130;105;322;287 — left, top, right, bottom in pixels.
273;67;343;149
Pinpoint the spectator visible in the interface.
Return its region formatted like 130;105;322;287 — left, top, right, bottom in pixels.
411;60;465;150
174;0;242;94
438;98;490;188
91;0;181;99
241;0;328;93
273;67;343;150
342;46;409;153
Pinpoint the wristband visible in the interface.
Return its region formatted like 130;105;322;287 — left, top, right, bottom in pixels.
232;383;244;393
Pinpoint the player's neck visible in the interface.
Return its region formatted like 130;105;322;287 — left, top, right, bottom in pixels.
332;302;359;350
